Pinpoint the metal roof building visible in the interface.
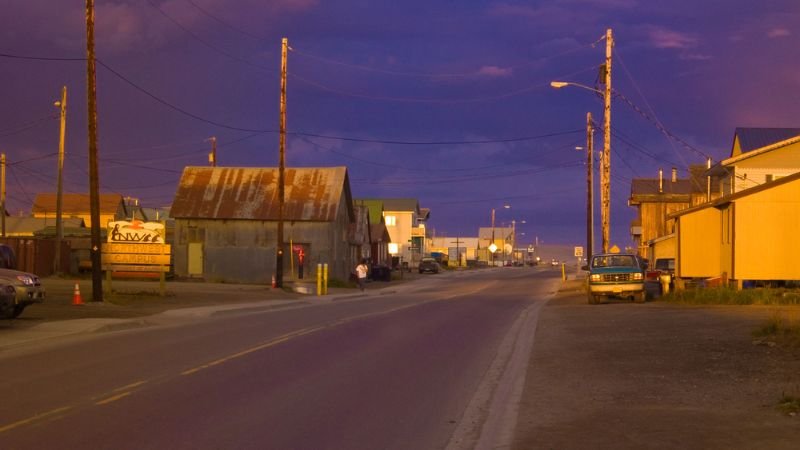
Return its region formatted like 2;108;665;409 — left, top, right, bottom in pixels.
171;166;356;284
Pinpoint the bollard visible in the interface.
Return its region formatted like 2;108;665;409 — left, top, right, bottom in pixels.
561;263;566;281
317;263;322;296
323;263;329;295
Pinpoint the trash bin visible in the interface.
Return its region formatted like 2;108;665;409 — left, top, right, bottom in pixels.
370;265;391;282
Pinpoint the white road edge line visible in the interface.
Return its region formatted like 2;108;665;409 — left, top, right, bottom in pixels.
445;278;560;450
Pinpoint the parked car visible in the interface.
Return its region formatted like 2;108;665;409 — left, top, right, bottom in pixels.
0;244;46;319
585;253;646;304
418;257;441;274
646;258;676;294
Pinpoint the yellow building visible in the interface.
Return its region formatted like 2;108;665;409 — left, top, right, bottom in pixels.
672;170;800;287
32;193;138;228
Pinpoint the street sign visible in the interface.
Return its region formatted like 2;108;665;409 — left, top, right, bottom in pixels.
574;246;584;257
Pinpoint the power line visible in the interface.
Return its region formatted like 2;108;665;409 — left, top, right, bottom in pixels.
184;0;267;41
0;115;58;137
144;0;273;73
295;128;583;146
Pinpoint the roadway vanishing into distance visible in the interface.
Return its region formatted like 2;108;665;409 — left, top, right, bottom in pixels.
0;269;560;449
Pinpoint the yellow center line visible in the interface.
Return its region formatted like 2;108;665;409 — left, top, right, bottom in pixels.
95;392;132;406
112;380;148;392
181;304;421;376
0;406;73;434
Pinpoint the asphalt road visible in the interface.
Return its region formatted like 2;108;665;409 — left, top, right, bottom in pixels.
0;268;560;449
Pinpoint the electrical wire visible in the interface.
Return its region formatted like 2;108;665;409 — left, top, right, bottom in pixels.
184;0;267;41
0;115;58;137
144;0;273;73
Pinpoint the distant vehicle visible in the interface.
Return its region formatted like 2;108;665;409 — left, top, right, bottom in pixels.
0;244;46;319
646;258;676;294
585;253;646;304
418;257;441;274
550;259;560;267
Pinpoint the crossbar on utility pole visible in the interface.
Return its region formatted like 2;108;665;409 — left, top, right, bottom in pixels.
601;28;613;253
276;37;288;288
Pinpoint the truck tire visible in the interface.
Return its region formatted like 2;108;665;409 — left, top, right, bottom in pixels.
635;291;646;303
588;293;599;304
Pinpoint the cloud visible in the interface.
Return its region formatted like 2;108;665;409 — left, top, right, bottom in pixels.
476;65;513;77
645;26;697;49
767;27;790;38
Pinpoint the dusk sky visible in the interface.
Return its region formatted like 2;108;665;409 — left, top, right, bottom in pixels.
1;0;798;249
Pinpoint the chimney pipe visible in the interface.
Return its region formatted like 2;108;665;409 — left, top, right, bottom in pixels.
659;169;663;193
671;167;677;183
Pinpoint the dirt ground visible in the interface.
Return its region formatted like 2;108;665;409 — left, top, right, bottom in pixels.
512;281;800;449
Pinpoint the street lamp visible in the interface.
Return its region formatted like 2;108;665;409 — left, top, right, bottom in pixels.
550;27;613;254
490;204;510;267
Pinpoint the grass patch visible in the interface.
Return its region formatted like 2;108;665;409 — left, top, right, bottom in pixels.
752;312;800;348
662;287;800;305
777;393;800;416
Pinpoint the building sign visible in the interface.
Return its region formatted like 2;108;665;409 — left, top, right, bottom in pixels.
108;220;165;243
574;246;584;257
104;220;170;274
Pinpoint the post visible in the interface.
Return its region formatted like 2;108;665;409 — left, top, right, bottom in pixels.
601;28;613;253
323;263;328;295
491;208;496;266
208;136;217;167
0;153;5;238
55;86;67;274
706;157;712;202
86;0;103;301
586;112;594;260
316;263;322;296
275;37;288;288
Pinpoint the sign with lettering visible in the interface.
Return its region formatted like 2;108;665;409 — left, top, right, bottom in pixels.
107;220;165;243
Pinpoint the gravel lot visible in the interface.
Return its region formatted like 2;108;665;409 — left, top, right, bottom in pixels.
512;280;800;449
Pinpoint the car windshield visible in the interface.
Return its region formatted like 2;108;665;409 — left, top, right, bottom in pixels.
591;255;638;268
655;259;675;270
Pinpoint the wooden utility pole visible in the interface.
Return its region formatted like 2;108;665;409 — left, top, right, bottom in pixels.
601;28;613;253
86;0;103;301
208;136;217;167
55;86;67;274
276;37;288;288
1;154;5;238
450;237;463;267
586;112;594;261
490;208;496;266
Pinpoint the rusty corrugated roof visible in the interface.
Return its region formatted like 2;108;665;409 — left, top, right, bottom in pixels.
32;193;124;215
171;166;351;221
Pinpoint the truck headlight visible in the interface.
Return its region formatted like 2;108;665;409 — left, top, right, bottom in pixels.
590;274;601;282
633;273;643;281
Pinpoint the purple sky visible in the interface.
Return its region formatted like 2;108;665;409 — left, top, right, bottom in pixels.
1;1;798;250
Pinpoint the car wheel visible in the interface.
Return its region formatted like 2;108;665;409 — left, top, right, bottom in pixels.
588;293;598;304
11;304;26;319
635;291;646;303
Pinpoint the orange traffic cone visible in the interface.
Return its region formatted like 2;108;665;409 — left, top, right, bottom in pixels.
72;283;83;305
271;275;277;289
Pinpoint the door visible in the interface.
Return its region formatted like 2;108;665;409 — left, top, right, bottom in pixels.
188;242;203;277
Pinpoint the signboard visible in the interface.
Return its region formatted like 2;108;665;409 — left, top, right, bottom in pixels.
574;246;584;257
107;220;165;243
102;253;171;265
103;221;171;275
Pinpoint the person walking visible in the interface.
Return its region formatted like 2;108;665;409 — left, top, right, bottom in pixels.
355;259;369;292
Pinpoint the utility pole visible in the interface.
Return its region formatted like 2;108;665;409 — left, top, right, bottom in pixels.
490;208;496;266
276;37;288;288
450;237;462;267
55;86;67;274
208;136;217;167
586;111;594;261
86;0;103;301
600;28;613;253
1;154;5;238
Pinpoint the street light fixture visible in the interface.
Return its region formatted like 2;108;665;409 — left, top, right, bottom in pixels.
549;28;613;254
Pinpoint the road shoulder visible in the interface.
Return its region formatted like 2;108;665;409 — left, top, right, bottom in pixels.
512;284;800;449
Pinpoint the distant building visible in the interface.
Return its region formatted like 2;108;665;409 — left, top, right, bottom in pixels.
31;193;144;228
628;166;720;257
360;198;428;268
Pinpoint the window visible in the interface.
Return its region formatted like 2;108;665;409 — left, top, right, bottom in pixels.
385;215;397;226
